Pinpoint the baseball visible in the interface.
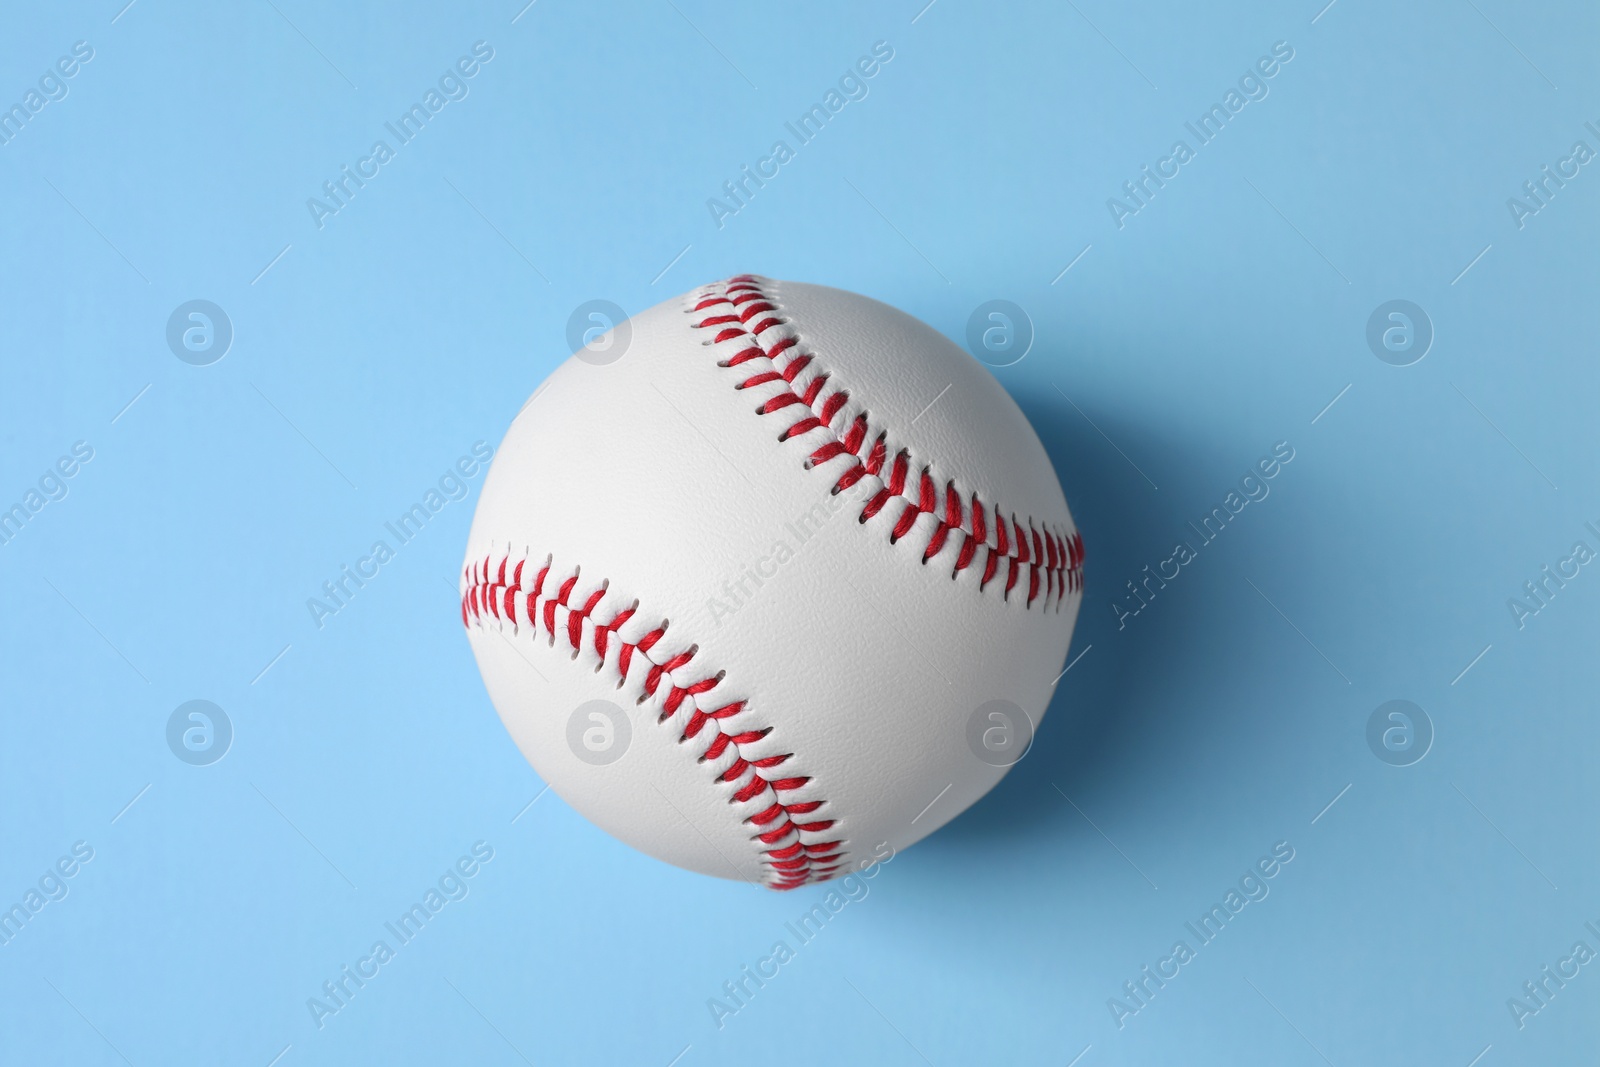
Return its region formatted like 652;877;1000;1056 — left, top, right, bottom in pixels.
459;275;1083;889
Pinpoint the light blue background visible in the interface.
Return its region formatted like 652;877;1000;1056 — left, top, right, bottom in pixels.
2;1;1596;1064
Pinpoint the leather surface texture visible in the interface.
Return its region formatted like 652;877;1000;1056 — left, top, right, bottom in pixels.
461;275;1082;889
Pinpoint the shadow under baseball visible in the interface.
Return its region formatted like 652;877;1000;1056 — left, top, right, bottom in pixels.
921;382;1262;859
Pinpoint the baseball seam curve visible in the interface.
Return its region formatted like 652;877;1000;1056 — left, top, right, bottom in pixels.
466;273;1084;891
462;548;843;890
689;274;1084;611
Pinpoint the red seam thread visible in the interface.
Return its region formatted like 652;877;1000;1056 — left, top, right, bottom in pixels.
462;550;841;890
695;275;1085;610
466;277;1084;889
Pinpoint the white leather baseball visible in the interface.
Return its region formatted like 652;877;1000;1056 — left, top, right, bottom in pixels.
460;275;1083;889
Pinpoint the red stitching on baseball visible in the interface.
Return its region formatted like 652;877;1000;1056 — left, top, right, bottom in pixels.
468;278;1083;889
693;275;1084;610
462;548;841;890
